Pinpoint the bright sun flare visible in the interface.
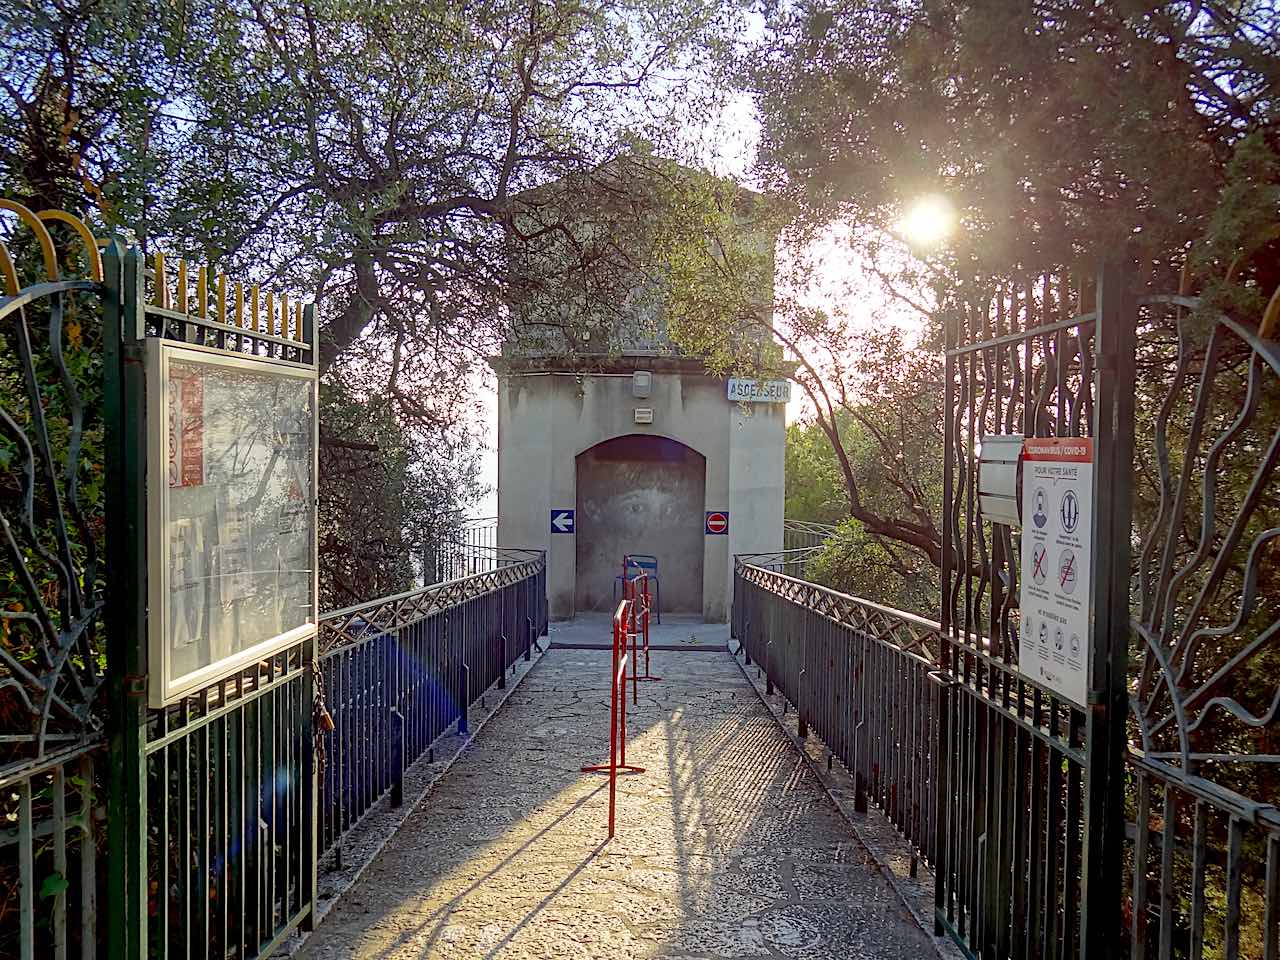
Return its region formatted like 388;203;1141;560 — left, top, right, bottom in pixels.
897;194;954;248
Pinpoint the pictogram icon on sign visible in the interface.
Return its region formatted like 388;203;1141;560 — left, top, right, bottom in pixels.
551;509;575;534
1058;548;1077;595
1031;543;1048;585
1060;489;1081;533
1032;487;1048;528
705;511;729;535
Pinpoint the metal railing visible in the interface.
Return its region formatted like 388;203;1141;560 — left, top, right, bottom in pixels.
0;743;103;960
428;517;500;582
733;560;942;863
315;555;548;859
783;518;839;551
144;640;315;959
748;519;841;580
734;557;1280;960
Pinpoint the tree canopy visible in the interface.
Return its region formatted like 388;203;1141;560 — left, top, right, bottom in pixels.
3;0;752;596
751;0;1280;299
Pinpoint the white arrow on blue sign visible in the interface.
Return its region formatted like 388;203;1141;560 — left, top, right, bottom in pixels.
551;509;575;534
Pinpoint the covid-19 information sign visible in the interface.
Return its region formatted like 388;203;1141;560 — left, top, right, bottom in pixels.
147;341;317;706
1019;437;1093;707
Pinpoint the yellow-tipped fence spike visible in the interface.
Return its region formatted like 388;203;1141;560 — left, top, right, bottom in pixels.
1261;285;1280;341
265;289;275;336
154;252;168;308
280;292;289;339
0;199;58;280
251;285;260;333
234;282;245;328
295;302;304;342
37;209;102;281
177;259;189;315
196;265;208;318
0;240;19;296
216;274;227;325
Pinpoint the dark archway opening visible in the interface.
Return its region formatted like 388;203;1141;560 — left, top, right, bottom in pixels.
574;434;705;615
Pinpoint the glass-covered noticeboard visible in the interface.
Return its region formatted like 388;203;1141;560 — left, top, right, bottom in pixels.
147;341;317;705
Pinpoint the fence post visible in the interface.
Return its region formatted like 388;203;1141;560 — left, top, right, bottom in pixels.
853;632;869;814
931;671;954;937
1080;257;1136;958
103;240;149;960
389;707;405;807
300;301;320;933
459;662;470;735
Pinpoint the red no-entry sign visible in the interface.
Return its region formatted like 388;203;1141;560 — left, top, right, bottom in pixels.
705;511;728;535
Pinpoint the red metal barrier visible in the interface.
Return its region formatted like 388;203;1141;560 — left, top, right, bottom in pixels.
580;598;644;839
623;574;661;689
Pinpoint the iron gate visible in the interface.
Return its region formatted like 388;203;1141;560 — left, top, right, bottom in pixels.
0;206;551;959
938;264;1280;959
938;263;1135;958
736;258;1279;959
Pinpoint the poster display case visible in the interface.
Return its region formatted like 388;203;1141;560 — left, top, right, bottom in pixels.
147;340;318;706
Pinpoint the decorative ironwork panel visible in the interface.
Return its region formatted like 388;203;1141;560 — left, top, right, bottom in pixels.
737;560;941;661
1129;295;1280;777
316;557;548;859
1125;294;1280;958
0;204;108;959
0;205;107;773
942;273;1097;671
319;553;545;652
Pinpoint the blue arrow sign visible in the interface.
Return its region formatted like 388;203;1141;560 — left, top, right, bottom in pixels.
550;509;575;534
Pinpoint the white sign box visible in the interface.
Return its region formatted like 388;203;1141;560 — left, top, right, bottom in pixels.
1018;437;1092;707
147;341;318;706
727;378;791;403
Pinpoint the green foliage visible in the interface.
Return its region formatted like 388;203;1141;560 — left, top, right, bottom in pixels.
751;0;1280;301
1192;131;1280;321
3;0;752;617
318;379;481;608
38;872;68;900
783;420;846;524
806;518;940;615
782;329;944;610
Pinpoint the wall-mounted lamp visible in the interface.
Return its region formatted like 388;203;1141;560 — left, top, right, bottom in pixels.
632;370;652;399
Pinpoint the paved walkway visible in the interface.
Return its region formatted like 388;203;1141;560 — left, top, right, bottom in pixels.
297;624;937;959
548;612;731;650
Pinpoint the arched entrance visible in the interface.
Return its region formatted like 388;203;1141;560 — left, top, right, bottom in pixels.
574;434;705;614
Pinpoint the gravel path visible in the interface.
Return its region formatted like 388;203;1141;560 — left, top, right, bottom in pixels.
296;640;937;959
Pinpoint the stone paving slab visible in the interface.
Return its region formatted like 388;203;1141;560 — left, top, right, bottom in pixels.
296;632;941;959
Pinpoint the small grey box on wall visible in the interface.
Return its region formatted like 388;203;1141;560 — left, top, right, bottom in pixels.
634;407;654;424
632;370;652;398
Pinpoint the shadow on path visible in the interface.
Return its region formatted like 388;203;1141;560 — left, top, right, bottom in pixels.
296;620;938;959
